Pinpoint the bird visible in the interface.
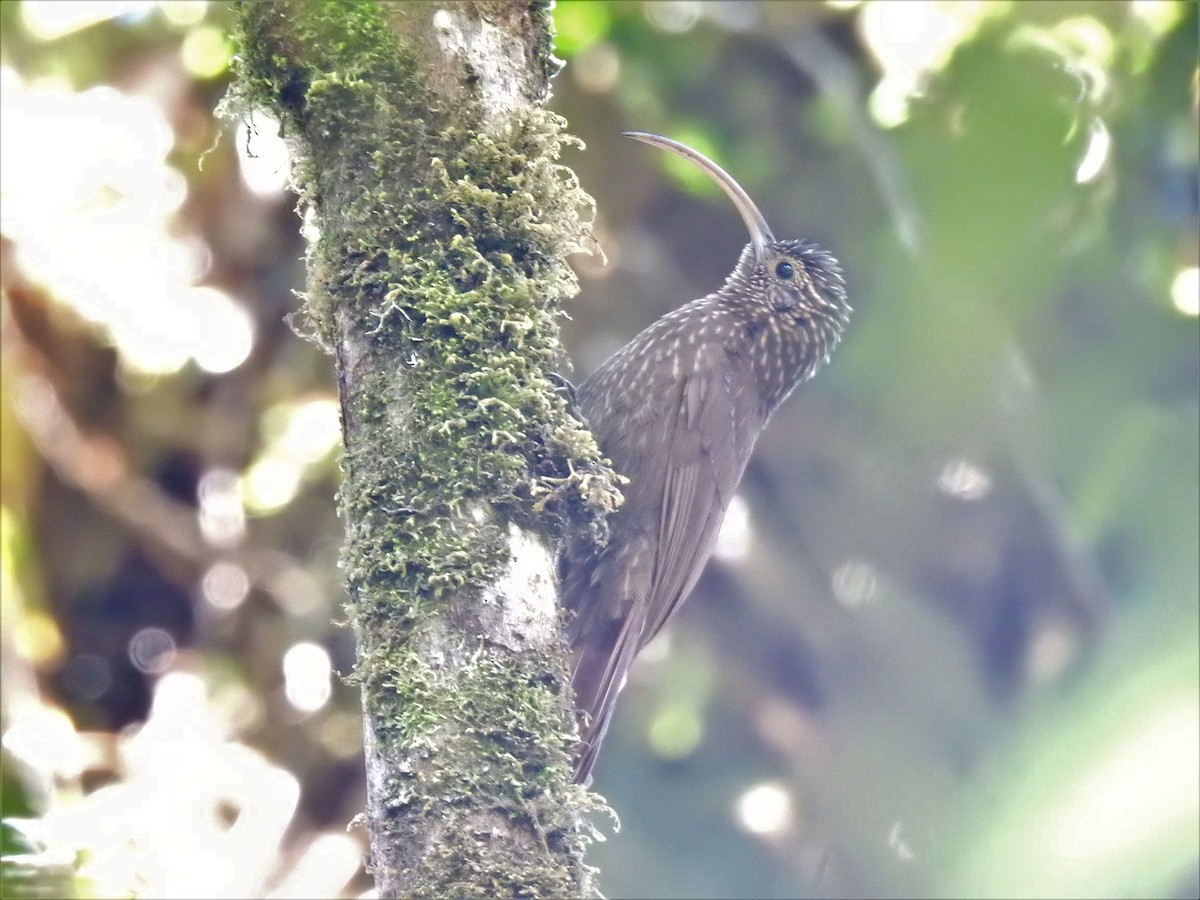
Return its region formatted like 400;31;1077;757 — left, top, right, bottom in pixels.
561;132;852;784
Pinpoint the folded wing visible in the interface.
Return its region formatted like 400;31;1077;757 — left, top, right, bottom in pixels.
568;358;759;782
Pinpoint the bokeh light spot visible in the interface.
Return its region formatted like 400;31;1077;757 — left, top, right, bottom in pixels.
283;642;333;714
551;0;613;57
572;41;621;93
937;458;992;500
645;1;701;34
714;493;752;562
61;653;114;701
198;468;246;547
278;398;342;464
244;457;303;515
1170;266;1198;316
735;782;794;836
889;820;917;861
128;627;177;674
646;704;703;761
832;558;879;607
180;24;230;79
188;287;255;374
160;1;208;28
237;113;292;197
202;561;251;611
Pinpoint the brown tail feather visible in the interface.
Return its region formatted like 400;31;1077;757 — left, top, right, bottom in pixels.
570;613;641;784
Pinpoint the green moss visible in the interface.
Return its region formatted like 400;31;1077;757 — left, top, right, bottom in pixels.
363;637;610;896
227;0;621;653
227;1;617;893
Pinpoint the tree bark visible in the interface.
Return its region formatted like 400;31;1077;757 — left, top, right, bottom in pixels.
228;2;621;896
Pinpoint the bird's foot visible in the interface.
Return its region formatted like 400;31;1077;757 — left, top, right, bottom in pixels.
547;371;580;412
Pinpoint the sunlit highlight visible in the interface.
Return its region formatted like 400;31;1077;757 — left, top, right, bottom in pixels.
832;558;878;607
0;72;255;377
638;628;673;665
1041;699;1200;867
238;113;292;197
283;642;333;713
198;468;247;547
735;781;794;836
180;24;230;79
1074;119;1111;184
1170;266;1199;316
243;397;340;514
277;397;342;463
861;0;999;128
1059;15;1116;61
160;1;209;28
301;203;322;244
244;456;304;514
713;493;752;562
21;672;317;898
937;458;992;500
22;0;211;41
267;833;363;900
1026;615;1079;684
190;286;256;374
202;560;251;611
645;1;701;35
21;0;153;41
889;820;916;861
1129;0;1186;37
1;505;66;667
1;704;86;781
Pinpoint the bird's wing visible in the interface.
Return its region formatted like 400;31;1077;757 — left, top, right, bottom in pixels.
566;356;757;782
641;361;754;646
565;426;662;781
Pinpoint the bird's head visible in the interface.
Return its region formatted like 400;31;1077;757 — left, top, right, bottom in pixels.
747;239;850;333
624;131;851;341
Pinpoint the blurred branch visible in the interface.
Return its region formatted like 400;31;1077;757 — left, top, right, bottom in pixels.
229;1;617;896
0;256;317;618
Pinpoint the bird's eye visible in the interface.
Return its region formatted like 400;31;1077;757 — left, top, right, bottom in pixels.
775;261;795;280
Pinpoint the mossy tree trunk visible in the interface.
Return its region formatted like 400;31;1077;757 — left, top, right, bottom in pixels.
228;2;621;896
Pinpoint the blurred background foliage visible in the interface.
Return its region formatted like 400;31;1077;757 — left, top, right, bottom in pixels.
0;1;1196;898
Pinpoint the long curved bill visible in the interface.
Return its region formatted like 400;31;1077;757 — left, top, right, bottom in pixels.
623;131;775;262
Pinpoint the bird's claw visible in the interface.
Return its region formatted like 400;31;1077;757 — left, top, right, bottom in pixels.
547;371;580;411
